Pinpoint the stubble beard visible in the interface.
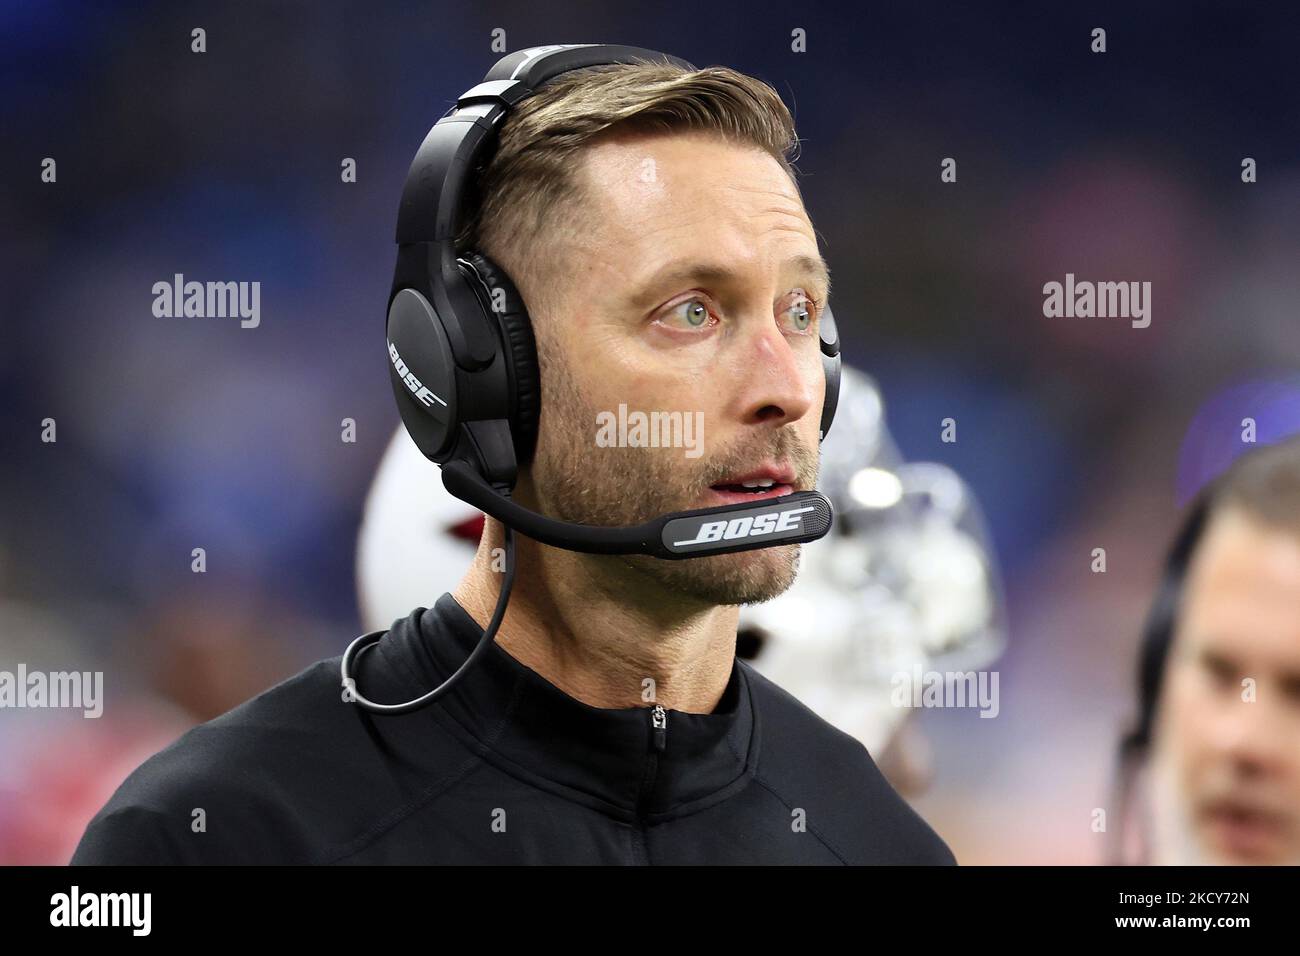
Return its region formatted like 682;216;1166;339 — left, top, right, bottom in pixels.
527;359;819;607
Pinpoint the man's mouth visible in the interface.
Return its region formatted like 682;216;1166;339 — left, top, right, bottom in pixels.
1197;797;1290;860
707;466;798;504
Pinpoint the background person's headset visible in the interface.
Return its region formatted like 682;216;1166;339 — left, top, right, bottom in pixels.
1106;490;1213;863
342;44;842;714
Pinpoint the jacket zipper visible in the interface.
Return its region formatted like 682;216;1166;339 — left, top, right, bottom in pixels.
635;704;667;825
651;703;668;753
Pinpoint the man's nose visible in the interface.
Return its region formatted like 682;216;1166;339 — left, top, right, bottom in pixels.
1208;688;1291;776
737;323;816;429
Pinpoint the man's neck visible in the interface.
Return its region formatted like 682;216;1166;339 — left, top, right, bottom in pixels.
451;518;739;713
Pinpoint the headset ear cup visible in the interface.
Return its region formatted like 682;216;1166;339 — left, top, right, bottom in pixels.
817;301;841;442
386;288;460;463
459;252;541;465
820;352;841;442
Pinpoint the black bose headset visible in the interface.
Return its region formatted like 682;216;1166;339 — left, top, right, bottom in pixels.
342;44;842;714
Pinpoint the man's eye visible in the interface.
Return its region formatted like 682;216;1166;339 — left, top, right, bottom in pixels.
662;297;714;330
1200;651;1237;689
780;291;818;332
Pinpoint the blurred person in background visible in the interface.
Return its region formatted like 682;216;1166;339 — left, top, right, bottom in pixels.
0;590;301;865
1111;435;1300;865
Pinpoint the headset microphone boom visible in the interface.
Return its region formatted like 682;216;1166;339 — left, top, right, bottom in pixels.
342;44;841;714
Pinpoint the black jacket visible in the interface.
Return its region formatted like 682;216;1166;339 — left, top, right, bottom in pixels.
72;593;956;865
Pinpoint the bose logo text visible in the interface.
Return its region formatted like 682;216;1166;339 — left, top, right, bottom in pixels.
388;341;447;408
673;506;816;547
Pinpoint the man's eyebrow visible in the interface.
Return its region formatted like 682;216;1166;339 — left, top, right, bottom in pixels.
789;254;832;299
629;253;832;307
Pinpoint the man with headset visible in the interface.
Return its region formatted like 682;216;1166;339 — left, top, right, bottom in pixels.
1111;435;1300;865
72;45;955;865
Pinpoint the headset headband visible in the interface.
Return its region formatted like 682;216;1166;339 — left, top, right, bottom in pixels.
394;45;697;252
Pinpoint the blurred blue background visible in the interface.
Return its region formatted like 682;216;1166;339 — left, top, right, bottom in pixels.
2;0;1299;863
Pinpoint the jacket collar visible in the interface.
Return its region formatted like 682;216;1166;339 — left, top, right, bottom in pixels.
383;593;759;823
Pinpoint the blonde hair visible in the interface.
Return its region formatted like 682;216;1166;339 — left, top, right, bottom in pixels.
456;60;801;313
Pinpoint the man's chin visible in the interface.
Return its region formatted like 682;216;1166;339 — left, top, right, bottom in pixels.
625;542;802;606
1194;815;1298;866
